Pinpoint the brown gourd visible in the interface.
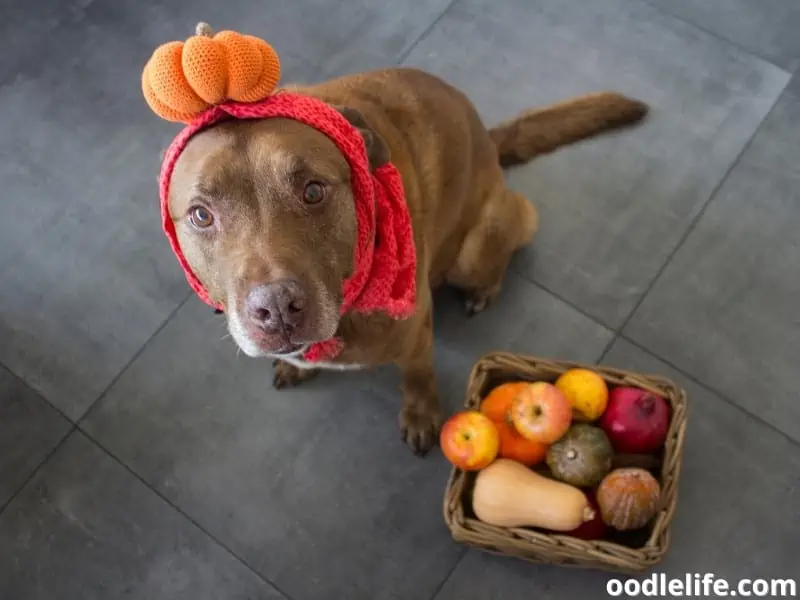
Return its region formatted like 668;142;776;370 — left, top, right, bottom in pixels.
596;467;661;530
472;459;595;531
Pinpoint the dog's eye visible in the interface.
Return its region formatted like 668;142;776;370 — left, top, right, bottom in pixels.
302;181;326;205
189;206;214;229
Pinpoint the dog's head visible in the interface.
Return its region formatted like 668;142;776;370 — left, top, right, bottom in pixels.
166;106;390;358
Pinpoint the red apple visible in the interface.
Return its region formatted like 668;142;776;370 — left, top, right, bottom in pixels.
599;387;670;453
510;382;572;444
566;491;608;540
440;411;500;471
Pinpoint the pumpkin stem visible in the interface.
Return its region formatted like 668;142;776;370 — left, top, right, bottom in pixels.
583;506;596;522
195;22;214;37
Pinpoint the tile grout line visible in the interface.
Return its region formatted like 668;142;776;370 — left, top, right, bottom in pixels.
424;548;468;600
78;428;295;600
510;268;616;331
0;365;77;516
615;334;800;450
75;292;192;426
595;79;790;364
0;294;194;519
639;0;792;73
0;425;77;516
0;363;74;425
396;0;460;66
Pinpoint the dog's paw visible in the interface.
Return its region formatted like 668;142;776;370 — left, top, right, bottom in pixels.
464;284;500;316
272;360;318;389
398;404;443;456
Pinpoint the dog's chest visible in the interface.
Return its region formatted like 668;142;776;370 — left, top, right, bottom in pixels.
279;355;367;372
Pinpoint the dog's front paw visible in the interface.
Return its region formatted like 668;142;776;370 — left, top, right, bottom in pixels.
464;284;501;317
272;360;318;389
398;403;443;456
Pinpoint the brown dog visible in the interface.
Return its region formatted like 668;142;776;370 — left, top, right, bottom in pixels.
167;67;647;455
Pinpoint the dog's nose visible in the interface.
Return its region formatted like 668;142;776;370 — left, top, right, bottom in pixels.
245;280;308;333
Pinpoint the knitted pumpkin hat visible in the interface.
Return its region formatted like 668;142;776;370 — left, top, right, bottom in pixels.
143;23;417;362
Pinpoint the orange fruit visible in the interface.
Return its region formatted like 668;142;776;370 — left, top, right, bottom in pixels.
480;382;549;465
479;382;529;422
495;420;549;466
555;368;609;422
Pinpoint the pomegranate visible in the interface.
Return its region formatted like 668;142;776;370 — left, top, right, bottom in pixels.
599;387;670;453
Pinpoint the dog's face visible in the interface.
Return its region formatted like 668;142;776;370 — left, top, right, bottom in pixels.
167;109;388;358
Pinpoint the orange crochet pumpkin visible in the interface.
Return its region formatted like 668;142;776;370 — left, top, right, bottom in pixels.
142;22;281;123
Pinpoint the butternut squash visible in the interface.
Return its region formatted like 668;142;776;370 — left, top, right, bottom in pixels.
472;459;595;530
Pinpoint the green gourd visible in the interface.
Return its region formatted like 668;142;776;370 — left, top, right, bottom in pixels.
546;424;613;487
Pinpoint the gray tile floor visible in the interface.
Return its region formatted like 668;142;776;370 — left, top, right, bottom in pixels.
1;0;798;598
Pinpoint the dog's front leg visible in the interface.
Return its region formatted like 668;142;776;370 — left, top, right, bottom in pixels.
272;359;319;389
396;309;443;455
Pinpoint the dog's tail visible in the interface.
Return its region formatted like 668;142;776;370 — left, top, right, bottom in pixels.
489;92;648;168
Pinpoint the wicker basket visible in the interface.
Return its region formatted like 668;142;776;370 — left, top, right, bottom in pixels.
443;352;688;573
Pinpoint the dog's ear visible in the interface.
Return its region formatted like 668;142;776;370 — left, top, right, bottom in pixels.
333;105;391;170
